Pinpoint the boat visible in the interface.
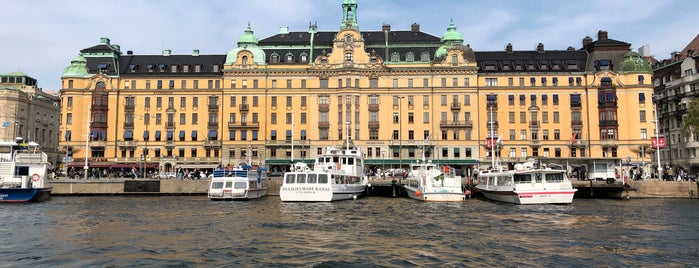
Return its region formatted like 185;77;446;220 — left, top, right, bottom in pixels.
0;139;52;202
208;167;268;200
474;161;577;204
279;146;369;202
403;160;466;202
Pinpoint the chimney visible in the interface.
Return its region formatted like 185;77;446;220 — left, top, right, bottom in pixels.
583;36;593;47
193;49;200;56
506;43;513;53
598;30;608;40
411;23;420;32
279;26;289;34
163;49;171;56
687;49;695;57
672;51;681;61
127;50;133;55
382;23;391;32
567;46;575;51
536;43;544;53
100;37;110;45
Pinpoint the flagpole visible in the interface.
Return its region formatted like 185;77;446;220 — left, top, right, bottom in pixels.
489;105;495;169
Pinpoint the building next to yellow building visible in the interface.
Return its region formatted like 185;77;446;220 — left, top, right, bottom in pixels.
0;71;61;164
59;0;655;178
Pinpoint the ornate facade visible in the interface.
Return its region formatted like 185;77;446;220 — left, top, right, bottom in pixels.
58;0;654;175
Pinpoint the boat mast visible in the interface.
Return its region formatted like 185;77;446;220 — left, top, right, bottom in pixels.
346;121;350;149
84;107;91;180
489;105;495;169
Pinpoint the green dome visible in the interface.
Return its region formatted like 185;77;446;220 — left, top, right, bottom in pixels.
620;49;652;73
225;24;266;65
441;18;464;44
62;53;90;77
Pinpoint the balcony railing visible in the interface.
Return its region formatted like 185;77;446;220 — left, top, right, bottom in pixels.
368;121;380;129
165;122;176;129
319;103;329;112
318;121;330;129
368;103;379;112
439;120;473;128
239;104;249;111
450;103;461;110
203;140;221;147
227;122;259;128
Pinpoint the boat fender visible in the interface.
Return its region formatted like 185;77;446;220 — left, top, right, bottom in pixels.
415;189;421;197
465;189;471;196
31;173;41;182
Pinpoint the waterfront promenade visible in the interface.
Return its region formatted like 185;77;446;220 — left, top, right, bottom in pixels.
49;176;698;199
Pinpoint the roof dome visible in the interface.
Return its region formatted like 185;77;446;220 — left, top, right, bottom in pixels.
441;18;464;45
62;53;90;78
225;24;266;65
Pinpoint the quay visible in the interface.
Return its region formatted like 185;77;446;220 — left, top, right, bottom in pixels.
49;177;698;199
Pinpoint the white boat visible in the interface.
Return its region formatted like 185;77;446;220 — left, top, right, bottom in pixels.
0;139;52;202
280;147;369;202
403;160;466;202
208;167;268;200
475;162;577;204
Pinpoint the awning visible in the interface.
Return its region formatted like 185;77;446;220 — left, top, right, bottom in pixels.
191;130;197;139
123;130;133;139
270;130;277;137
229;130;235;140
286;130;292;140
111;163;158;169
300;130;306;139
143;130;149;139
155;130;161;139
179;130;185;139
252;130;258;140
65;130;71;140
208;130;217;139
487;95;496;101
364;159;477;165
638;93;646;102
265;159;314;165
241;130;247;140
167;131;173;139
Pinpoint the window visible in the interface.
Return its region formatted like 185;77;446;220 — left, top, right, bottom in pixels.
640;110;646;122
485;78;497;87
553;112;560;123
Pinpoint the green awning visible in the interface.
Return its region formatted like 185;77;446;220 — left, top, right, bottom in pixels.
265;159;314;165
365;159;477;166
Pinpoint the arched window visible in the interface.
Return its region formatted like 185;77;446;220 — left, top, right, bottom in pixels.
286;53;294;63
345;52;353;62
300;53;308;63
421;52;430;62
242;56;248;67
452;54;458;65
271;53;279;63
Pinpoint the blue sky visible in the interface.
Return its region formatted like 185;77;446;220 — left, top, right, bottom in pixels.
1;0;697;91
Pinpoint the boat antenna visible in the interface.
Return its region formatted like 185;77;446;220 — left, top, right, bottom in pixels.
346;121;350;150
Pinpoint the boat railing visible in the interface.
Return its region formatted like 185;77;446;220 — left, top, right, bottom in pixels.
212;169;266;180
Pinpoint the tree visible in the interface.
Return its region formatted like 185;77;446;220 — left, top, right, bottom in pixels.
681;98;699;139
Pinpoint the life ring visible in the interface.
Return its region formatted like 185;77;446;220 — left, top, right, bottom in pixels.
443;166;450;173
31;173;41;182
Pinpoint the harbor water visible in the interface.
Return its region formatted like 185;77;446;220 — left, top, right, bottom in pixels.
1;196;697;267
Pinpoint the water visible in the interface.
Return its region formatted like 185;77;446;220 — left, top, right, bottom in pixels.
1;196;698;267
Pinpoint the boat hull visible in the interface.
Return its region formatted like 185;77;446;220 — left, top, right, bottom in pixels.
209;187;268;200
0;187;52;203
280;185;366;202
478;188;576;204
404;186;466;202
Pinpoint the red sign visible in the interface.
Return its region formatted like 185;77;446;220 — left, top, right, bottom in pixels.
486;138;497;149
651;137;666;149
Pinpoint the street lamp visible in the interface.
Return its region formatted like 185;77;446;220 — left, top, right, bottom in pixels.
398;96;405;179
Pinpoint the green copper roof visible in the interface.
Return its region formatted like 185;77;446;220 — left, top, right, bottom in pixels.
441;18;464;44
226;24;266;65
62;53;90;77
620;50;652;73
343;0;357;4
5;71;28;77
237;23;259;46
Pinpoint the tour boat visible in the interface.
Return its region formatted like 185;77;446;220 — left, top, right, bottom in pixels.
280;146;369;202
0;139;52;202
475;162;576;204
208;167;268;200
403;160;466;202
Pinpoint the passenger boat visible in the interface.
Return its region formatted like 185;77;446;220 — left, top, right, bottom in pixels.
403;160;466;202
208;167;268;200
475;162;576;204
0;139;52;202
280;146;369;202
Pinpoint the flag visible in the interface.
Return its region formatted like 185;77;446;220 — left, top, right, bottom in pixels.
496;135;502;145
570;133;577;144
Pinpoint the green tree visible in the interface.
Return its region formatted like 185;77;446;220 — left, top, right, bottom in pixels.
682;98;699;138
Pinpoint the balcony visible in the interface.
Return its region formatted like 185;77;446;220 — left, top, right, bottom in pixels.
439;120;473;128
450;102;461;111
571;120;583;127
208;121;219;127
529;121;540;129
570;139;588;148
239;104;249;111
123;122;134;128
368;103;379;112
368;121;380;129
319;103;330;112
203;140;221;147
318;121;330;129
117;140;137;148
208;103;219;111
599;120;619;127
125;104;135;111
165;121;176;129
227;121;259;129
529;140;541;147
89;140;107;148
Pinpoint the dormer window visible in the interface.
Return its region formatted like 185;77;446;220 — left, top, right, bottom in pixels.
212;64;220;72
286;54;293;62
391;52;400;62
300;53;307;63
421;52;430;62
344;52;353;62
271;53;279;63
566;60;578;70
242;56;249;67
501;61;512;70
594;60;612;71
97;63;110;71
182;65;190;72
527;61;536;70
539;61;548;70
146;64;155;72
514;62;523;70
406;52;415;62
483;61;497;70
194;64;202;72
170;65;178;72
158;64;167;72
129;64;138;72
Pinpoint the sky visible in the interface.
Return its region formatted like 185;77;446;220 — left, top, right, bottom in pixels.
1;0;697;91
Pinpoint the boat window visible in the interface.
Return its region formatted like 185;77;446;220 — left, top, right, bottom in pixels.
318;174;328;183
497;175;510;186
234;182;247;189
297;174;307;183
347;157;355;165
514;174;532;183
211;182;224;189
308;173;317;183
225;181;233;188
535;173;542;183
285;174;295;183
546;173;564;182
249;181;257;188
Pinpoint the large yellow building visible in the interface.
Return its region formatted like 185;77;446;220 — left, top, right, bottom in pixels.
59;0;654;176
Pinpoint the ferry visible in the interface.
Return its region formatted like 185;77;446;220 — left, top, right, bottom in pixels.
208;167;268;200
0;139;52;202
403;160;466;202
475;162;576;204
280;147;369;202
